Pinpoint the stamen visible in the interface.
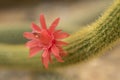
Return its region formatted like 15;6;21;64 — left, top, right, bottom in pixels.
33;32;40;38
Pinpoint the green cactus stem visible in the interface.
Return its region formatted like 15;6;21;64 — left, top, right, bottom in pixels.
51;0;120;67
0;0;119;70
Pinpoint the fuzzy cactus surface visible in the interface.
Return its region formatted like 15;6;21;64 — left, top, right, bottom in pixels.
51;0;120;67
0;0;119;70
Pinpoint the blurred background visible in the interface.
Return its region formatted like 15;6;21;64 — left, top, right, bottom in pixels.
0;0;120;80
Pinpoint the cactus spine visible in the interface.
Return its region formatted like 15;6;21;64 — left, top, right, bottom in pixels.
51;0;120;67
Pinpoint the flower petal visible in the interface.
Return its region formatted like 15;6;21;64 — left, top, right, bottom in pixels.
29;46;42;57
56;41;68;46
32;22;41;32
54;32;69;39
23;32;35;39
48;53;52;63
60;51;67;57
49;18;60;33
40;14;47;29
54;30;62;33
42;50;49;68
40;30;51;45
58;47;67;57
26;40;39;48
51;45;64;62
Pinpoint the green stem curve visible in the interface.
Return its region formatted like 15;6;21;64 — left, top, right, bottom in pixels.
0;0;119;70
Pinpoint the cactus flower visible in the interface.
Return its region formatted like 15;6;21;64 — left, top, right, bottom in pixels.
23;14;69;68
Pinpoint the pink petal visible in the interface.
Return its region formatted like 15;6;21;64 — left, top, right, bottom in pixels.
40;30;51;45
49;18;60;33
32;22;41;32
54;30;62;33
60;51;67;57
23;32;35;39
42;50;49;68
26;40;39;48
48;52;52;63
40;14;47;29
58;47;67;57
51;45;64;62
29;46;42;57
54;32;69;39
41;30;50;38
56;41;68;46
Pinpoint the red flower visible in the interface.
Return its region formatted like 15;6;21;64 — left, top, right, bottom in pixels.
23;14;69;68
